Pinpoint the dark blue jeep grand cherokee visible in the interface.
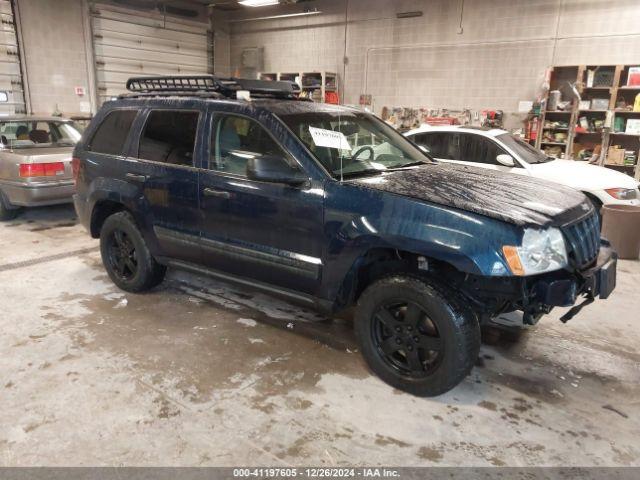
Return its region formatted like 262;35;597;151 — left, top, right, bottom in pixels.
73;76;616;396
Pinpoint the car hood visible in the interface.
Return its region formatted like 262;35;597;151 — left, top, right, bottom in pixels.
348;163;592;227
529;160;639;190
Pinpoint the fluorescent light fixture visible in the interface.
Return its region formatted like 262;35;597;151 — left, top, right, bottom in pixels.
230;9;321;22
238;0;279;6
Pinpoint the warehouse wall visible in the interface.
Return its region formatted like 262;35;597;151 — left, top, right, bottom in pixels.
222;0;640;128
16;0;94;117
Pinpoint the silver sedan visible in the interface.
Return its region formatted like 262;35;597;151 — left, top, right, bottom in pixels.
0;116;81;220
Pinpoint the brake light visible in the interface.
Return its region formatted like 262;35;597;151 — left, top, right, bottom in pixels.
72;157;80;183
19;162;65;178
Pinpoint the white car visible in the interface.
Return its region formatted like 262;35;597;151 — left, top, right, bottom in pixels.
404;125;640;209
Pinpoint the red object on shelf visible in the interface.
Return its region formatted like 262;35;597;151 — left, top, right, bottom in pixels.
423;117;459;126
628;67;640;86
527;116;539;141
325;91;339;104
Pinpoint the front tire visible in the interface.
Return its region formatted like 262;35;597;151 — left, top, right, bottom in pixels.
100;211;166;292
355;275;480;397
0;191;18;221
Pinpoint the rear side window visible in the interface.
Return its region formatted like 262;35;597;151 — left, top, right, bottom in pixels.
88;110;137;156
138;110;199;167
459;134;506;165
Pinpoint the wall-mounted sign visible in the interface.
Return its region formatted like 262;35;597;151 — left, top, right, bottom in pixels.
0;91;8;103
75;86;86;96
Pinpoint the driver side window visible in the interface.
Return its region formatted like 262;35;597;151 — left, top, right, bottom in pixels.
208;114;293;176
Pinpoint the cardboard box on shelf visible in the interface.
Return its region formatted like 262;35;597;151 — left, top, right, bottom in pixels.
607;146;625;165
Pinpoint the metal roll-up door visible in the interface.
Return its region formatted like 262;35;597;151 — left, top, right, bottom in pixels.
91;3;211;105
0;0;25;115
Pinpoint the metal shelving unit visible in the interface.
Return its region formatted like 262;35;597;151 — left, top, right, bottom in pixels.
257;71;338;103
534;64;640;180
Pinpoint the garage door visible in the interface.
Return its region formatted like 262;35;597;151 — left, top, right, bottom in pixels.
91;3;212;106
0;0;25;115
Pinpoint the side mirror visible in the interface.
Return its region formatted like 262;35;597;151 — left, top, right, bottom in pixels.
496;154;516;167
246;155;308;185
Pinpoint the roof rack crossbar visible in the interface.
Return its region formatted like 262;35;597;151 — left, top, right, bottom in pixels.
125;75;303;100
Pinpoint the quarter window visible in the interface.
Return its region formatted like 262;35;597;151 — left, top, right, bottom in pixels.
208;114;292;176
138;110;200;167
88;110;137;156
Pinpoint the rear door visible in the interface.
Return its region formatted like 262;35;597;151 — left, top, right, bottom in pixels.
197;109;324;295
126;108;203;264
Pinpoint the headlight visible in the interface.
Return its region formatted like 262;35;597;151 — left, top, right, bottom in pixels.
502;227;568;276
605;188;637;200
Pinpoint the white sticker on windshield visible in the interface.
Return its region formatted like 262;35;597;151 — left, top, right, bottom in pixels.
309;126;351;150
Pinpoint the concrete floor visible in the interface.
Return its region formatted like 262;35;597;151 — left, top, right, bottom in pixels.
1;205;639;467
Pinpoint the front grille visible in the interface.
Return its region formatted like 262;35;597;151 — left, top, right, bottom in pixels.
562;213;600;268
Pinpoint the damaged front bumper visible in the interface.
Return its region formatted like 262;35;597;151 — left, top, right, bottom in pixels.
458;241;617;325
526;241;617;323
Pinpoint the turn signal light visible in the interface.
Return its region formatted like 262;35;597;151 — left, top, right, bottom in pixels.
502;246;525;276
19;162;65;178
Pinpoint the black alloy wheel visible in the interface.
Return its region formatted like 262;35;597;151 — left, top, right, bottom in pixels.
372;300;443;377
106;229;138;281
99;211;166;292
355;275;480;396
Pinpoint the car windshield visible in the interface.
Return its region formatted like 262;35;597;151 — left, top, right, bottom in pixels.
278;110;433;178
0;120;82;149
496;132;553;164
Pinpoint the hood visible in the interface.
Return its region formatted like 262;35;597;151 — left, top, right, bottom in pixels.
529;160;639;191
348;163;592;227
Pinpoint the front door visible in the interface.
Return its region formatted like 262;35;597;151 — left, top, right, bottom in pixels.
198;111;324;295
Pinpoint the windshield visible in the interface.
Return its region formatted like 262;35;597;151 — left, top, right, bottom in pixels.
496;133;552;164
278;110;433;178
0;120;82;149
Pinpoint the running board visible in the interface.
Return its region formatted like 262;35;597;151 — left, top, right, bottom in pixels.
162;258;333;314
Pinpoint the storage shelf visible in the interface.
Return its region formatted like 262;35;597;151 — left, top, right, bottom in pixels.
535;64;640;180
257;70;339;104
610;132;640;137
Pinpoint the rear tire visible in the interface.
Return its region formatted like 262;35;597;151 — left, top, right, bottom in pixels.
355;275;480;397
100;211;166;292
0;191;18;221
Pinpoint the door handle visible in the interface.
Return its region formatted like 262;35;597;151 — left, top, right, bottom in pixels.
203;187;231;199
126;173;148;182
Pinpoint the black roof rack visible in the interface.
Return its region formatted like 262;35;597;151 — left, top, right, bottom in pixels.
123;75;304;100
